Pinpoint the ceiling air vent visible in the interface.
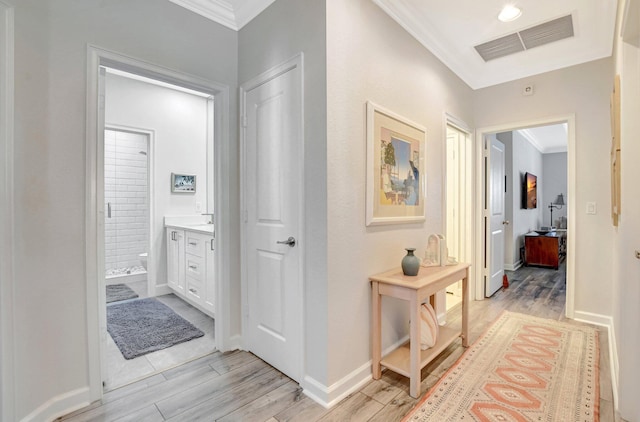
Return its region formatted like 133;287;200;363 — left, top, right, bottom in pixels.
474;14;574;62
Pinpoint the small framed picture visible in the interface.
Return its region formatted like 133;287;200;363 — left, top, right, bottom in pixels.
171;173;196;193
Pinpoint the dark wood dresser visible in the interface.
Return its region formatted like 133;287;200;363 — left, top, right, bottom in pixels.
524;232;560;270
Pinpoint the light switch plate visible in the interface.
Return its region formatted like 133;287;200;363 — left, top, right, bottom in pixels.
586;202;597;214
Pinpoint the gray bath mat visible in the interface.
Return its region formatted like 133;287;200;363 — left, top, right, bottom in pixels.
106;284;139;303
107;298;204;359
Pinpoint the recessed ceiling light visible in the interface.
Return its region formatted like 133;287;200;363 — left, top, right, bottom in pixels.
498;5;522;22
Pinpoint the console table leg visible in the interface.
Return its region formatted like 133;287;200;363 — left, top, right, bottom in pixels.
371;282;382;379
461;272;469;348
409;294;421;398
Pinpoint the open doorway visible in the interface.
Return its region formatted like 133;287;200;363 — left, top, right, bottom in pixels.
476;116;575;317
445;120;473;311
100;67;217;391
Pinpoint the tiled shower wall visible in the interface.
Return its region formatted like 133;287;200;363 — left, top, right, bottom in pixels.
105;129;149;273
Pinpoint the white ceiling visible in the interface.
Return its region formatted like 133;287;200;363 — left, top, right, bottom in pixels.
373;0;618;89
517;123;568;154
170;0;618;89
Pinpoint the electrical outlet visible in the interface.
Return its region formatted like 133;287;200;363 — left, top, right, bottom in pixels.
586;202;597;215
195;202;202;212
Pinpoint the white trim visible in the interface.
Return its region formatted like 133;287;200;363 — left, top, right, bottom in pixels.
20;387;91;422
474;115;576;319
0;2;14;421
504;260;523;272
573;311;619;409
301;335;409;408
168;0;275;31
86;45;232;403
239;53;305;383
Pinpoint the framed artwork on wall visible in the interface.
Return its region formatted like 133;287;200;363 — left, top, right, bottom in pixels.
366;101;426;226
522;172;537;209
171;173;196;193
610;74;621;226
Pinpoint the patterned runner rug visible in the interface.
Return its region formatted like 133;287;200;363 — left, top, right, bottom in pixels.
403;311;599;421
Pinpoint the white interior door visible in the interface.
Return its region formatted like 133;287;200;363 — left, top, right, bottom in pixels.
242;58;303;382
486;136;506;297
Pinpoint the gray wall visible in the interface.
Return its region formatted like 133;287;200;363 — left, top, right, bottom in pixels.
12;0;237;418
239;0;329;388
475;58;614;317
326;0;474;392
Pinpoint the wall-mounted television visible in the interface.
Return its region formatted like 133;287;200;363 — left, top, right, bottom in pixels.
522;172;537;209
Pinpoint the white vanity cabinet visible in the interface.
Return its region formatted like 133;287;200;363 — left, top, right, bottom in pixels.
166;227;185;294
166;226;215;317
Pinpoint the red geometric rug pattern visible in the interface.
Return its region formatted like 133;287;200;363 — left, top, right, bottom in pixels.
402;311;599;421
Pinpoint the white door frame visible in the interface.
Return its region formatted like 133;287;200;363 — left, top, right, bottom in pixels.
474;115;576;318
0;1;14;420
239;54;305;378
85;45;232;402
443;114;474;300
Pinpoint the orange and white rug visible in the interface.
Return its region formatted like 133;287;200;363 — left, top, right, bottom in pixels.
402;311;599;421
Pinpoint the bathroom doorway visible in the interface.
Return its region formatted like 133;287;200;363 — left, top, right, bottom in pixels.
100;67;217;392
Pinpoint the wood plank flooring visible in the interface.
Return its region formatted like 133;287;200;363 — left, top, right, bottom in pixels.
61;263;623;422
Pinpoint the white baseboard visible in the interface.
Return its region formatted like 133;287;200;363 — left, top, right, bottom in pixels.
301;335;409;408
504;260;523;272
20;387;91;422
573;310;618;410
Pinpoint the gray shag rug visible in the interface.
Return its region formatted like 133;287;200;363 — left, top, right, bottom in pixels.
106;284;139;303
107;298;204;359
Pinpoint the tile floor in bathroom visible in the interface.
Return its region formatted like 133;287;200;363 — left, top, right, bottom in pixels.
104;280;216;391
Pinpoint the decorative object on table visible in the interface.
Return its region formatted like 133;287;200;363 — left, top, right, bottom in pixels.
419;302;439;350
171;173;196;193
548;193;565;226
422;234;449;267
401;311;599;422
365;101;426;226
401;248;420;276
522;172;537;209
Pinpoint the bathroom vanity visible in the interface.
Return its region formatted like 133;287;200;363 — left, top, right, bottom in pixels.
165;217;215;318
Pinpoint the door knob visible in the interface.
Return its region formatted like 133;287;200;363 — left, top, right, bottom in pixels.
502;220;510;225
277;237;296;247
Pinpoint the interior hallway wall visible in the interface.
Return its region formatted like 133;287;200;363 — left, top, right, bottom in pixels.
474;58;614;318
11;0;237;419
612;0;640;418
542;152;568;228
326;0;474;394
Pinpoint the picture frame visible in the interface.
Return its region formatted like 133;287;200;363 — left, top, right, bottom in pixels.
522;172;537;209
171;173;196;193
366;101;426;226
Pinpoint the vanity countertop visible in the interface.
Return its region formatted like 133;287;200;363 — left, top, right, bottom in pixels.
164;215;214;235
165;222;214;235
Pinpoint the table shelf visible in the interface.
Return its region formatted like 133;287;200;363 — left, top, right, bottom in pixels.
380;326;461;378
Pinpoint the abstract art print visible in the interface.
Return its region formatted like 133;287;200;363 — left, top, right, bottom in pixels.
366;101;426;226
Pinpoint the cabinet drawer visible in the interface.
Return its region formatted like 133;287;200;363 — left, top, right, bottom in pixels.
185;233;206;257
185;254;205;281
186;276;203;301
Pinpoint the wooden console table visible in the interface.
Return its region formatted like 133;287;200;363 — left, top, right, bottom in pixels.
370;263;470;398
525;232;561;269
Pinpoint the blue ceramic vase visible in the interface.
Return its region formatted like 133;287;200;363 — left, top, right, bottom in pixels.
402;248;420;276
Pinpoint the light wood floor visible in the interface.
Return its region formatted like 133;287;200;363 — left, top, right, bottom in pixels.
62;263;623;422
